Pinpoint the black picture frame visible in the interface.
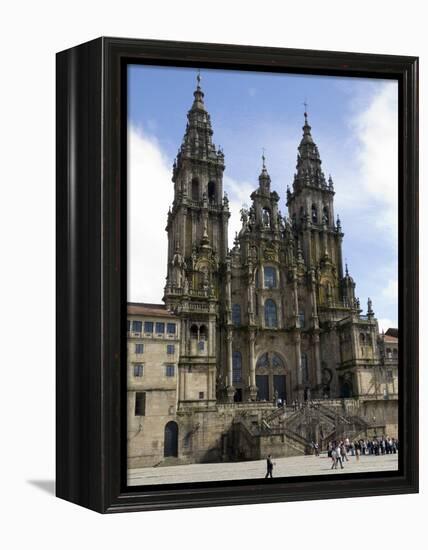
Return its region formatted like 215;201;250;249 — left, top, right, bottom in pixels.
56;37;418;513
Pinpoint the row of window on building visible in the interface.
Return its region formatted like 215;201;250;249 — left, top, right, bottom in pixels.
134;387;205;417
128;320;177;335
132;343;175;355
232;301;305;328
132;363;175;378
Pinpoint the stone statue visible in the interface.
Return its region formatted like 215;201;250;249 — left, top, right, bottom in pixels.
262;209;270;227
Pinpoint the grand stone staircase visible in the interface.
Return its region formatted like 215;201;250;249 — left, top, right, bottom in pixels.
231;400;371;459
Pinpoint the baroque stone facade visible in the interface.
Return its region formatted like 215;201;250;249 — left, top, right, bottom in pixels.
127;77;398;469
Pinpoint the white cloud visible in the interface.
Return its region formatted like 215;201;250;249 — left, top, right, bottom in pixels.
348;82;398;232
224;175;254;246
326;82;399;328
128;126;173;303
377;318;397;333
382;278;398;301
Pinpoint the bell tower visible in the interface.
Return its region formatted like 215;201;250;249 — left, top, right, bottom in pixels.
164;75;230;408
286;109;346;306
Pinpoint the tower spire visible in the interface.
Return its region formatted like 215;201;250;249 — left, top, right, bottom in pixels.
291;107;327;191
192;69;205;111
258;149;271;194
174;75;222;164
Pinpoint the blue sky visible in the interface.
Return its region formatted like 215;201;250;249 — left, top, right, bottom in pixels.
128;65;398;331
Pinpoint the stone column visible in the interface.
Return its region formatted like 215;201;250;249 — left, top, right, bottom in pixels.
313;332;322;388
293;274;299;327
248;329;257;400
211;370;216;400
337;233;344;280
179;367;185;402
226;328;235;402
222;209;229;262
247;268;255;325
322;226;329;257
207;367;211;402
183;371;187;401
181;206;187;257
294;331;303;400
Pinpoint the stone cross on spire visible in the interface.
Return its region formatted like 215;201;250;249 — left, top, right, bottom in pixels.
258;148;271;194
303;99;309;123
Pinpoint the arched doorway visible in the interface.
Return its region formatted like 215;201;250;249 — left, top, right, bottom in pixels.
341;382;353;398
164;421;178;457
255;352;287;403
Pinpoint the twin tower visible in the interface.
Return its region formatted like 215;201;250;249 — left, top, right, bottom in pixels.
163;76;378;408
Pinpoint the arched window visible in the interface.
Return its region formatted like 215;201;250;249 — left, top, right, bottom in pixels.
232;304;241;326
263;266;277;289
191;178;199;201
299;206;305;224
298;310;305;328
199;325;208;340
323;206;329;225
256;353;285;371
359;333;366;344
386;348;392;359
232;351;242;384
256;353;269;369
271;353;284;369
301;353;309;384
311;204;318;223
264;299;278;328
208;181;216;202
262;207;271;227
393;348;398;357
190;324;198;339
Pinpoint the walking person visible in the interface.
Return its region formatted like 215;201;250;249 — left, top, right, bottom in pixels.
340;442;349;462
335;444;344;469
355;440;360;461
330;447;338;469
265;454;274;478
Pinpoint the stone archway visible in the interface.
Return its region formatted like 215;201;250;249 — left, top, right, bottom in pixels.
255;352;288;403
164;421;178;457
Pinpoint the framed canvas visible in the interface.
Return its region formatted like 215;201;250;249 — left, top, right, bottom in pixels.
56;37;418;513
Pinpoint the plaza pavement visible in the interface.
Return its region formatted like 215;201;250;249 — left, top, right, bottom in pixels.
128;452;398;486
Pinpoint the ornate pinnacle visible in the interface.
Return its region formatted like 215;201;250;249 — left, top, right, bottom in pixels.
367;297;374;318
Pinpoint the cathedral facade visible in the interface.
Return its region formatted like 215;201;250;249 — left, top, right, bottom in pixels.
127;77;398;469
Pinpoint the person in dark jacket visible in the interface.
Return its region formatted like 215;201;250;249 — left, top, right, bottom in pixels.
265;455;274;478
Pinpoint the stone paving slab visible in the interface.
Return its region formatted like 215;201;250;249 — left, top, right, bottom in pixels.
128;453;398;486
